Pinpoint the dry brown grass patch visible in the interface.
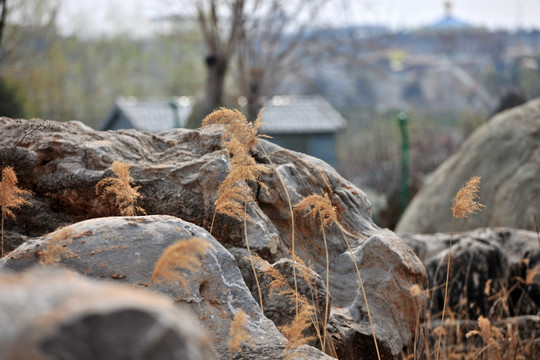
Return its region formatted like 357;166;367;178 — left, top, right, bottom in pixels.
229;309;252;357
96;161;145;216
0;166;32;257
151;237;211;289
40;227;78;264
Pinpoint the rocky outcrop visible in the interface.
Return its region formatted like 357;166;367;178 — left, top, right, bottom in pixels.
0;216;335;359
0;267;215;360
396;98;540;233
400;228;540;317
231;248;328;348
0;118;428;358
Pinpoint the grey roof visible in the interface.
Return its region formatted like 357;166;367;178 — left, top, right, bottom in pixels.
100;96;193;132
100;95;346;134
259;95;346;134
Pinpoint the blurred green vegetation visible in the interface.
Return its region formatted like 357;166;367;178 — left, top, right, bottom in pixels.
0;1;204;128
0;77;26;118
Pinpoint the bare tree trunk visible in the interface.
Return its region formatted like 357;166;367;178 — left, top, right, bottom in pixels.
246;69;263;121
185;0;245;128
204;54;228;114
0;0;7;51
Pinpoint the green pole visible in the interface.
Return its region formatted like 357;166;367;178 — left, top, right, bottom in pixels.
398;112;410;212
169;98;181;128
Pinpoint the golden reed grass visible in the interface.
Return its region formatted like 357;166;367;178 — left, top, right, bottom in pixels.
436;176;484;360
229;309;252;357
0;166;31;257
95;161;145;216
295;191;382;359
203;107;304;321
294;192;335;353
40;227;78;264
294;192;381;359
151;237;211;289
201;108;270;312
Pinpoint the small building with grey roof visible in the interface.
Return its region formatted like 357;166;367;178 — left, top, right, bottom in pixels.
99;95;346;167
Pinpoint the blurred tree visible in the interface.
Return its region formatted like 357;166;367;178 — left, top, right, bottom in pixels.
235;0;328;121
0;0;58;72
0;0;7;51
180;0;332;126
182;0;245;128
0;77;25;117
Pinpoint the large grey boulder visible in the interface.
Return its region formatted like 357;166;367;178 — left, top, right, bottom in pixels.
0;118;427;358
396;97;540;233
0;215;334;359
0;267;215;360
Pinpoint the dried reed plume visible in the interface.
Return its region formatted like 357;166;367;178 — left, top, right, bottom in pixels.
296;192;382;359
229;310;252;357
466;316;504;360
436;176;484;360
280;303;316;351
151;238;211;289
40;227;76;264
95;161;145;216
0;166;31;257
202;108;304;325
201;108;270;312
295;193;337;230
294;192;337;353
201;107;268;152
410;284;424;360
451;176;484;219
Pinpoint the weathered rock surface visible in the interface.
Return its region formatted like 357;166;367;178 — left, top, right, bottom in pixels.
231;248;328;348
400;228;540;317
0;118;428;358
0;215;335;359
0;267;215;360
396;97;540;233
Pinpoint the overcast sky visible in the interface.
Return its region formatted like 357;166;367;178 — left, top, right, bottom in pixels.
56;0;540;37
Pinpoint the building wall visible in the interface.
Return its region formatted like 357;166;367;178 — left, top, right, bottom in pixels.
105;114;132;131
269;133;337;167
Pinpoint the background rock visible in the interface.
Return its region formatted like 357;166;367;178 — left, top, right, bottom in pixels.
396;98;540;233
0;118;428;358
0;267;215;360
400;228;540;317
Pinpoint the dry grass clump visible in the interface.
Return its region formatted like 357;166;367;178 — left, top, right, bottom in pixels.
202;108;272;313
0;166;31;257
295;192;337;230
228;310;252;357
151;237;211;290
202;109;270;227
260;256;333;356
295;191;383;359
95;161;145;216
202;107;269;151
451;176;484;219
40;227;78;264
465;316;504;360
203;108;313;351
436;176;485;360
280;303;317;350
294;193;335;353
